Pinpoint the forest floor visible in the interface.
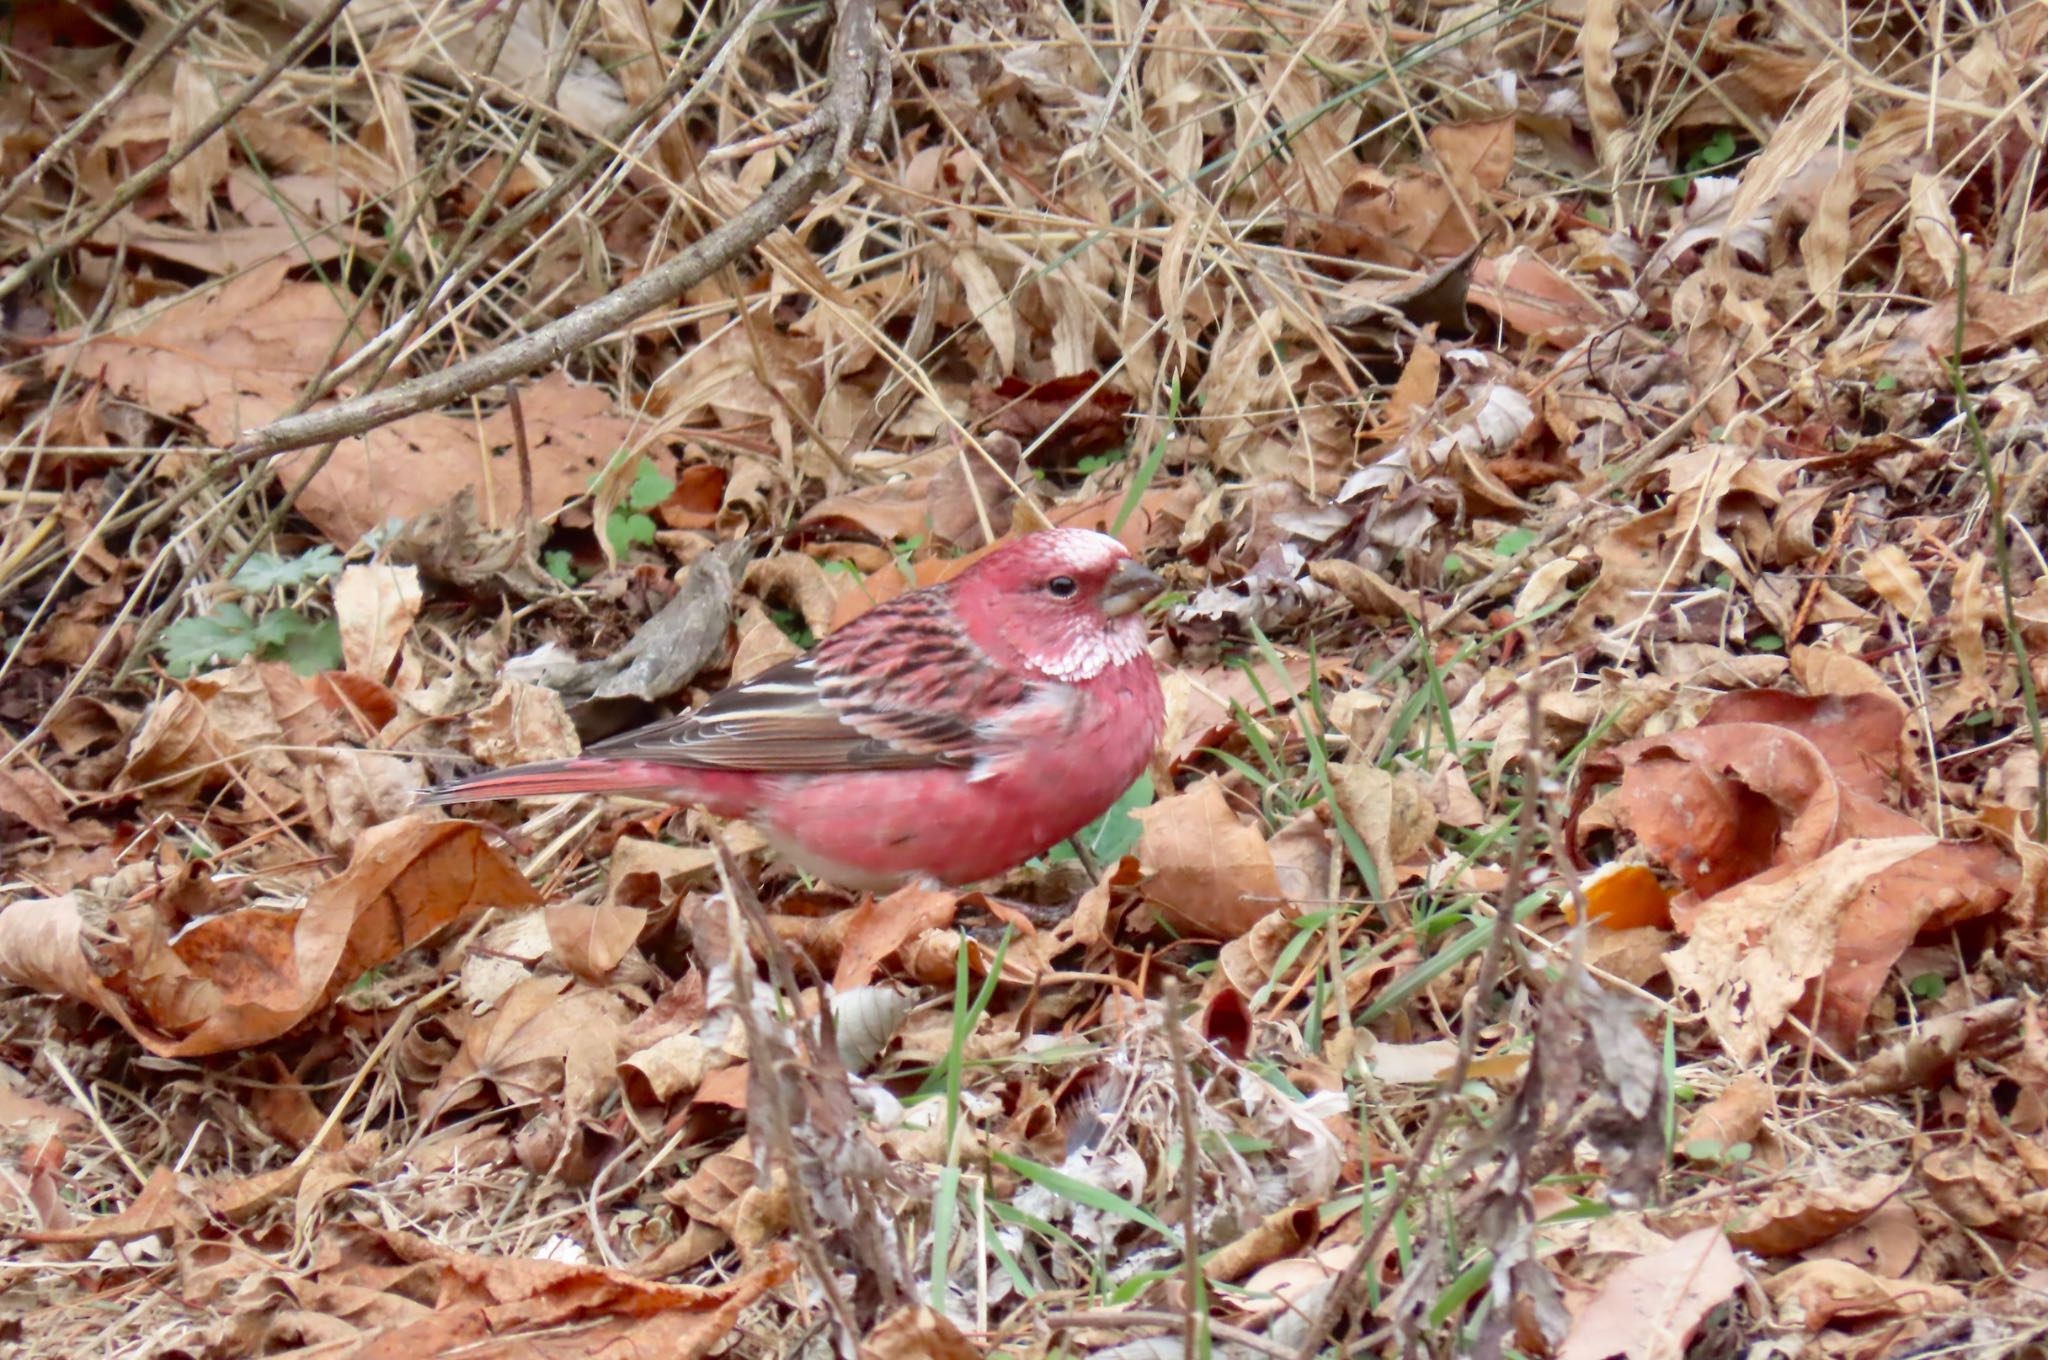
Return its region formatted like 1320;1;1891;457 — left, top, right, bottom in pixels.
4;0;2048;1355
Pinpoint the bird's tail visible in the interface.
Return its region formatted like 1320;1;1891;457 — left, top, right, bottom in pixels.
417;758;659;807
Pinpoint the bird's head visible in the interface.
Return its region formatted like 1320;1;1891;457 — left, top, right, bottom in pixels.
951;527;1165;682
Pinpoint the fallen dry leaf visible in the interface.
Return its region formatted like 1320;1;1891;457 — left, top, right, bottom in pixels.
1133;777;1287;939
333;562;422;680
1726;1172;1906;1256
427;973;627;1123
0;816;535;1056
832;885;959;991
1557;1226;1745;1360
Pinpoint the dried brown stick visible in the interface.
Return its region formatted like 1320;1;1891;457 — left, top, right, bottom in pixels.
0;0;232;214
227;0;886;462
0;0;357;305
1288;686;1544;1360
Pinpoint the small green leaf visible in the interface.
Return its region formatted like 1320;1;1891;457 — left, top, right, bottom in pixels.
1494;528;1536;556
627;458;676;512
232;545;343;592
1875;374;1900;392
281;617;344;674
1909;971;1947;1000
992;1150;1175;1236
606;509;658;555
1048;772;1154;864
544;549;579;584
1750;632;1785;652
161;606;260;676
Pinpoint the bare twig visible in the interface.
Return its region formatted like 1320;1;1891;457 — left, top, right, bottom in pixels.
0;0;358;306
227;0;888;461
1289;687;1545;1360
0;0;233;213
1160;978;1208;1359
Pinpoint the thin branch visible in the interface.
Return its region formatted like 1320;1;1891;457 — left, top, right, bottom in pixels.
0;0;357;306
0;0;233;214
228;0;886;461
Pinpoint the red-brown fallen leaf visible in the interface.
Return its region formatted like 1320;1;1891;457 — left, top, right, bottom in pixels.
1664;835;2012;1059
0;816;536;1057
833;885;960;991
1133;777;1286;939
692;1061;752;1111
283;1228;792;1359
1557;1227;1744;1360
656;463;729;530
1585;689;2015;1054
1468;251;1606;346
971;372;1133;463
1726;1172;1906;1256
860;1305;984;1360
426;974;627;1123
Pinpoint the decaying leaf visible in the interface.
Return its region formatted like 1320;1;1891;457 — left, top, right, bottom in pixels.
1132;777;1286;939
0;817;536;1056
1556;1227;1745;1360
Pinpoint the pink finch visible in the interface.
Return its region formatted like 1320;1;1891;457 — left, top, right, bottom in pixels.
421;528;1167;889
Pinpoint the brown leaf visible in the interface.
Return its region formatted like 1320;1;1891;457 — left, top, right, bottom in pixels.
427;974;627;1122
1468;251;1606;346
5;817;534;1057
1726;1172;1906;1256
547;900;646;982
0;766;109;846
297;1227;791;1357
118;662;334;805
859;1305;983;1360
0;895;124;1018
333;563;422;680
1678;1076;1771;1156
1557;1227;1744;1360
1326;761;1436;884
1763;1258;1965;1333
1133;777;1286;939
467;679;582;768
833;886;960;991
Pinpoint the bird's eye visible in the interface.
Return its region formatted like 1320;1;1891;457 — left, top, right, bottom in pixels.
1047;575;1078;598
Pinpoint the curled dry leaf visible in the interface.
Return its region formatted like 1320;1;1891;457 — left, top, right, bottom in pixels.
831;885;959;991
1726;1172;1907;1256
468;678;582;768
1557;1227;1745;1360
0;815;536;1056
334;563;422;680
1132;777;1286;939
263;1226;791;1357
118;662;334;805
1763;1258;1965;1334
427;973;627;1123
1588;690;2017;1055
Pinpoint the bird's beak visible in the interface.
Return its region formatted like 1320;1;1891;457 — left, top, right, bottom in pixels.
1100;559;1166;618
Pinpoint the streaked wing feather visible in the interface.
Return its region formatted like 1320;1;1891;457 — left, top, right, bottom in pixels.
582;589;1029;773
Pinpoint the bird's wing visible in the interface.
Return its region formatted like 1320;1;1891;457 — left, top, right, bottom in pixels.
583;587;1037;773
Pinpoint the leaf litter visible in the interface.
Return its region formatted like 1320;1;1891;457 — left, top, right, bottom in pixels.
6;0;2048;1356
